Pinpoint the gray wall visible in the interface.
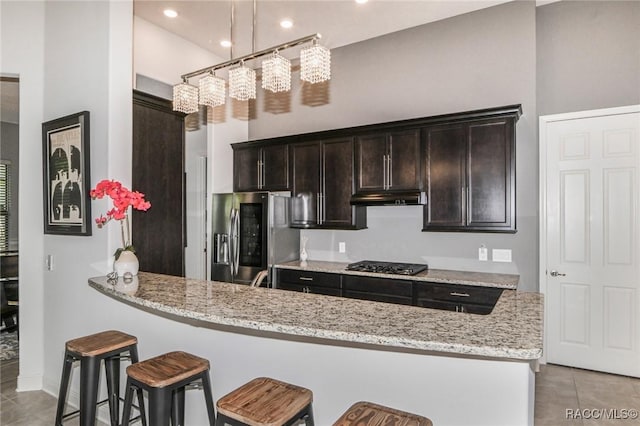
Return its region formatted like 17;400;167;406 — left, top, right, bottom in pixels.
537;1;640;116
0;121;19;249
250;1;540;291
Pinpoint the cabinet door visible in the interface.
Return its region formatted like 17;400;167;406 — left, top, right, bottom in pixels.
467;118;515;231
355;134;387;192
234;146;261;192
132;91;185;276
321;137;356;228
262;144;289;190
388;129;421;191
291;142;321;222
423;124;467;229
342;275;413;305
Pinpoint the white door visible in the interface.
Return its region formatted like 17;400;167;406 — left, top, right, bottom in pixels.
541;106;640;377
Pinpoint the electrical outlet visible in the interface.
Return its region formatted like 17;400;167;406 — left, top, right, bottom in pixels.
46;254;54;271
492;249;512;263
478;245;488;261
338;242;346;253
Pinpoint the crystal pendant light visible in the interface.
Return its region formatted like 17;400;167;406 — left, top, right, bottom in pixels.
300;39;331;84
199;72;226;107
261;51;291;93
229;62;256;101
172;80;199;113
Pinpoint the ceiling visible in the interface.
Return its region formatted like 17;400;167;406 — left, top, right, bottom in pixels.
134;0;514;62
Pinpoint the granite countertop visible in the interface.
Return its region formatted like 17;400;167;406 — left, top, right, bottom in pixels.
89;272;542;360
276;260;520;289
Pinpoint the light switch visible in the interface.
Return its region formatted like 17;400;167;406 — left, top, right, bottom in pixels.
46;254;54;271
492;249;512;263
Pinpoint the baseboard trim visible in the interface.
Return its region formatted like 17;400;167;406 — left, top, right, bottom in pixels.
16;373;43;391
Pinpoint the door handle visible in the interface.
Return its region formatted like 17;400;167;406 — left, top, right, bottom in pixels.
550;270;566;277
382;155;387;190
387;154;392;188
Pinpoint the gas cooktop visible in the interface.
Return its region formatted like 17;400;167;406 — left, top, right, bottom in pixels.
346;260;429;276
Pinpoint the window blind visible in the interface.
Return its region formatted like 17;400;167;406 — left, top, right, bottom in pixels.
0;163;10;251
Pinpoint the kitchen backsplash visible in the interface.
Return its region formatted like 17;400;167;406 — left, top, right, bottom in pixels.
300;205;537;291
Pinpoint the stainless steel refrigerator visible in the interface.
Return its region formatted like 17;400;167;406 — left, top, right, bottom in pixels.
211;192;300;286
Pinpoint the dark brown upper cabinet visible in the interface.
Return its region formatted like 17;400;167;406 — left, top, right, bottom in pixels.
355;129;421;193
423;115;517;233
290;137;366;230
233;143;289;192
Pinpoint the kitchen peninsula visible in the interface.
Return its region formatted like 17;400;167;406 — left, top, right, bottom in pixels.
89;271;542;425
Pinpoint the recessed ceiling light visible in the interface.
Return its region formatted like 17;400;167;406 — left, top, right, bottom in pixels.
220;40;232;48
163;9;178;18
280;19;293;29
355;0;368;4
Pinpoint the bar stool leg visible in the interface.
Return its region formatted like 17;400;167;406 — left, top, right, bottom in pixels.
201;373;216;426
55;352;74;426
121;379;135;426
129;345;148;426
148;387;172;426
171;387;185;426
104;356;120;426
79;356;101;426
304;404;315;426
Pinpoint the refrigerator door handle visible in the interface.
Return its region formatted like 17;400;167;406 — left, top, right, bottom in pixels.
228;208;235;275
233;208;240;275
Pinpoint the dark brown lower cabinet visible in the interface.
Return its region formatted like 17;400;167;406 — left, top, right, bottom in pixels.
414;282;503;314
275;269;504;315
277;269;341;296
342;275;413;306
132;90;185;276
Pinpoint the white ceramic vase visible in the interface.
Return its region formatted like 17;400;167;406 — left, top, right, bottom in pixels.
300;236;309;262
114;250;139;277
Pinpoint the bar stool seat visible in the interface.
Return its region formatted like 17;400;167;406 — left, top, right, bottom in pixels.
332;401;433;426
122;351;216;426
55;330;145;426
216;377;314;426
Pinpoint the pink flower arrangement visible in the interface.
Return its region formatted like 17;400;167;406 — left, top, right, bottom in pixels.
90;179;151;258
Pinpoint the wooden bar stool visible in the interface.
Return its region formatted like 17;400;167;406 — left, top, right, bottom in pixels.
55;330;146;426
215;377;314;426
121;351;216;426
333;401;433;426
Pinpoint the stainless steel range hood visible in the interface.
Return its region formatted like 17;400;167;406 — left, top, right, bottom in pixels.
350;191;427;206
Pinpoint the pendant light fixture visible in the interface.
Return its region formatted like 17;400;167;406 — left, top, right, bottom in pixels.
262;50;292;93
172;0;331;113
229;61;257;101
300;39;331;84
172;79;198;114
199;72;226;107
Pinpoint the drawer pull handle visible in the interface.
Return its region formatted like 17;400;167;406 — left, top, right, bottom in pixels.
299;277;314;281
450;292;470;297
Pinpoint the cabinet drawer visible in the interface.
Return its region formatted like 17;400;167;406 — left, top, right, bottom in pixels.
277;282;341;297
343;290;413;306
415;282;503;305
342;275;413;298
278;269;341;289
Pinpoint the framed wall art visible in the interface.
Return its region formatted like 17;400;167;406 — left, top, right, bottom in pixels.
42;111;91;235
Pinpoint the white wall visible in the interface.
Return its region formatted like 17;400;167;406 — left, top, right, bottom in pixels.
0;0;46;391
134;16;223;87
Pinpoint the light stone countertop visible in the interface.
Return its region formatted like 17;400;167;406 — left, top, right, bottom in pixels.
276;260;520;289
89;272;542;360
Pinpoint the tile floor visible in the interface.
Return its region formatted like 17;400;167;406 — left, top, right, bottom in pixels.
1;358;639;425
